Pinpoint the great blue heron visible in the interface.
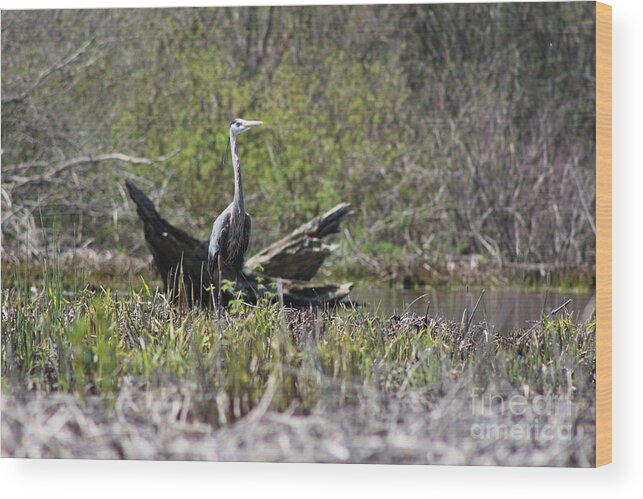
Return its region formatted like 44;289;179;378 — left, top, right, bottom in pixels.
208;118;262;310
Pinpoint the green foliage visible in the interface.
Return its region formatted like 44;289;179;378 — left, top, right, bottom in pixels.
2;4;596;284
2;277;595;424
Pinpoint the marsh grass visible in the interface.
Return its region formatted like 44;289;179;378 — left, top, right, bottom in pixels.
1;265;596;465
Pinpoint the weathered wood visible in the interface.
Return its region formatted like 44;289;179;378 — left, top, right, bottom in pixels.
125;180;353;307
125;180;212;306
245;202;352;280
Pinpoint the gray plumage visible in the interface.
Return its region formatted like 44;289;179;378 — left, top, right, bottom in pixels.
208;204;252;275
208;118;262;308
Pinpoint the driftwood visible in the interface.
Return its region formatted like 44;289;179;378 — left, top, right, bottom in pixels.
125;180;353;307
246;203;351;281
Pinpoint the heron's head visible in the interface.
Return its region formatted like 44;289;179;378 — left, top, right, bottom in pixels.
230;118;263;137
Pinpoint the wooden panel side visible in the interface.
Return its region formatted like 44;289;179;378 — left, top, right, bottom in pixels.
596;1;612;468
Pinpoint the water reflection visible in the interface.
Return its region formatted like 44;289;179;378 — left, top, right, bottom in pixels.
349;286;595;332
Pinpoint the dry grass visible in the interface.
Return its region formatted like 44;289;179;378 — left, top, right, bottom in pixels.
2;378;595;465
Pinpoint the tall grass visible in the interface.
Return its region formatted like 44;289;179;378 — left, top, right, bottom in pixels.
2;265;596;429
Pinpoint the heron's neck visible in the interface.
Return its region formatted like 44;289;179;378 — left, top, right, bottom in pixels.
230;132;244;215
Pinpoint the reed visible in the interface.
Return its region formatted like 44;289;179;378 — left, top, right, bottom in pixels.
1;265;596;464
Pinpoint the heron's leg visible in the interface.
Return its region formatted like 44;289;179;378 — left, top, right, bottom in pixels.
217;253;224;315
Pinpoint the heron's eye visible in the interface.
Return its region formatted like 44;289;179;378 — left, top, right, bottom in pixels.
236;122;242;127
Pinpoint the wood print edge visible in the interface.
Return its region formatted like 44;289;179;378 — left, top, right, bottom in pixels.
595;0;612;468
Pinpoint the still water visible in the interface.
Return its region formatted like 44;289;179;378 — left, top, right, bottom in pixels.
349;286;595;332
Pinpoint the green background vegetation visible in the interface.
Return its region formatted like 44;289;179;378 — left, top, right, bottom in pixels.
2;3;596;285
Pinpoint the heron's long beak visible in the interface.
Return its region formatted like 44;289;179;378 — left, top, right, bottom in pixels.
243;120;263;128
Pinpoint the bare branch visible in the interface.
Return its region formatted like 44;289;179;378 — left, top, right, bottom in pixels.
3;148;181;190
2;38;95;104
568;161;597;236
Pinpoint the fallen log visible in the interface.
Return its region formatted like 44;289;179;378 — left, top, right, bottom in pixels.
125;180;353;307
245;203;351;281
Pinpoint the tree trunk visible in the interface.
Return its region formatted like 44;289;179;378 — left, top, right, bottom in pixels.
125;180;353;308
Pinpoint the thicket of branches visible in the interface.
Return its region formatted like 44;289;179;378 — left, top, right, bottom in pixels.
1;4;596;283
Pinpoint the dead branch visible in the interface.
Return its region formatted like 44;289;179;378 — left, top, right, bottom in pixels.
3;149;181;190
2;38;96;105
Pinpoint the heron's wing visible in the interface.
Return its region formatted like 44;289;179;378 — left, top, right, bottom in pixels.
231;213;252;273
208;210;231;274
242;213;252;257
